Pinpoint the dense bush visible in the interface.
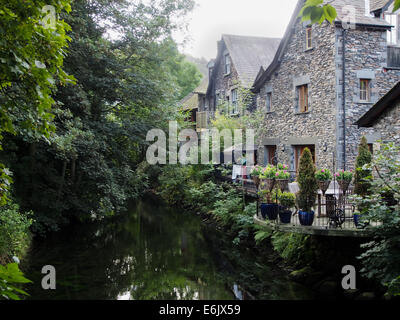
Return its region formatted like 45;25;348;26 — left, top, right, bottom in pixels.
0;202;32;262
352;142;400;296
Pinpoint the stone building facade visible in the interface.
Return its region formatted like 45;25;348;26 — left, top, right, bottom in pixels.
252;0;400;173
205;34;281;121
356;81;400;144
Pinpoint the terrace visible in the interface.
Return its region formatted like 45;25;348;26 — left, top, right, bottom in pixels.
228;166;376;238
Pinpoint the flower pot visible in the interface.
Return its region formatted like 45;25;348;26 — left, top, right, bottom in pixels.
337;180;351;193
260;203;279;220
318;180;331;196
353;214;360;227
260;178;275;192
279;209;292;224
260;203;268;220
276;179;289;192
298;210;315;226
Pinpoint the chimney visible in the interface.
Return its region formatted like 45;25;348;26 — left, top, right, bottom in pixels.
365;0;371;16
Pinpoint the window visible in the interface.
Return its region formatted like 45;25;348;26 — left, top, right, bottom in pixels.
231;89;238;114
297;84;309;112
266;92;272;112
294;145;315;171
264;145;277;166
368;143;374;154
306;27;312;50
385;14;398;45
224;54;231;75
209;67;213;80
360;79;370;102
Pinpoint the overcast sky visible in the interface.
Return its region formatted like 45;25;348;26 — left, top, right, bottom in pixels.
174;0;298;60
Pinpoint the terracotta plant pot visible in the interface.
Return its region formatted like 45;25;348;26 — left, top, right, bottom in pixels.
338;179;351;193
276;179;289;192
318;180;331;196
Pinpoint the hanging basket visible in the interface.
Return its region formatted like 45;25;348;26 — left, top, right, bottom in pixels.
318;180;331;196
252;176;260;189
261;178;275;192
276;179;289;192
338;179;351;193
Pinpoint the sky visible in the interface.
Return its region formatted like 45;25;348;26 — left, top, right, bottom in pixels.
173;0;298;60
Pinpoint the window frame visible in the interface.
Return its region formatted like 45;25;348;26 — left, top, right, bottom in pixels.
264;145;277;166
360;79;370;102
297;84;309;113
224;54;231;75
305;26;313;50
266;92;272;112
231;89;238;115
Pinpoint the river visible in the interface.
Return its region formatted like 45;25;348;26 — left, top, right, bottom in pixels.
22;195;314;300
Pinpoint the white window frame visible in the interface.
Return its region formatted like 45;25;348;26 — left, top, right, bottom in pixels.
386;13;398;45
225;54;231;75
231;89;238;115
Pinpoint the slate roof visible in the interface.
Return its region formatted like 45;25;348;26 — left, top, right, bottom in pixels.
355;81;400;127
370;0;392;12
180;78;208;110
332;0;391;26
193;78;208;95
221;34;281;87
253;0;392;92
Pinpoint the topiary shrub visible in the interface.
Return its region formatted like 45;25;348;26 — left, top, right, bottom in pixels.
354;136;372;197
296;148;318;212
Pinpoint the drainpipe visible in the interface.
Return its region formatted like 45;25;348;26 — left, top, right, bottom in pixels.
342;28;347;170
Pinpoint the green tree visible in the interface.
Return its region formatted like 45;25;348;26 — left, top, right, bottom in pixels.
0;0;74;203
296;148;318;212
1;0;196;233
352;142;400;296
354;136;372;197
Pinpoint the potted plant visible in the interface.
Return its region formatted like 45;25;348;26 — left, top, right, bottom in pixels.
296;148;318;226
258;189;279;220
335;169;353;194
251;165;263;188
260;165;276;192
276;169;290;192
278;192;296;224
315;168;333;196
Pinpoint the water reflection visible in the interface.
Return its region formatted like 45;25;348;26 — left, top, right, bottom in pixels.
23;196;314;300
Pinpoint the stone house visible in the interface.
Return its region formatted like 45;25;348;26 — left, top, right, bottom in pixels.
179;78;208;131
201;34;281;129
251;0;400;173
355;81;400;144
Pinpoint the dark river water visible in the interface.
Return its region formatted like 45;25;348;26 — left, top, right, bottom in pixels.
22;196;314;300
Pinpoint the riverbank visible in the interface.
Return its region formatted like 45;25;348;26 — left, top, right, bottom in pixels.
153;165;390;299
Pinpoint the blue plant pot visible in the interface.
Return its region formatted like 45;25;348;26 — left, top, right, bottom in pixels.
260;204;279;220
260;203;268;219
354;214;360;227
279;209;292;224
298;210;315;226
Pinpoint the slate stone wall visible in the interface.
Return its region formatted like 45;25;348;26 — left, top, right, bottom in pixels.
256;20;400;172
337;26;400;169
256;21;337;172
